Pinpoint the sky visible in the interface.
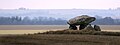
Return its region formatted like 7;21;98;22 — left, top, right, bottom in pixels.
0;0;120;9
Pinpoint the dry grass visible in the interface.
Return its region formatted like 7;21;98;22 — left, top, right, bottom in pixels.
0;29;120;45
0;34;120;45
0;25;68;30
39;29;120;36
0;25;120;30
0;30;50;34
0;25;120;45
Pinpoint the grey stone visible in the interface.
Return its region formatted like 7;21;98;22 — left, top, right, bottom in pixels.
94;25;101;31
69;25;77;30
67;15;96;25
67;15;96;30
79;24;87;30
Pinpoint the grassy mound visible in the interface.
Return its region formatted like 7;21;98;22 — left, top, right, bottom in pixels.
36;29;120;36
1;29;120;45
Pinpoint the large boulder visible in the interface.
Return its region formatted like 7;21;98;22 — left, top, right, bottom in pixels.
67;15;96;30
67;15;96;25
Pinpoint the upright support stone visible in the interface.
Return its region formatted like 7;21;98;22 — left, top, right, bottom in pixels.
94;25;101;31
79;24;87;30
69;25;77;30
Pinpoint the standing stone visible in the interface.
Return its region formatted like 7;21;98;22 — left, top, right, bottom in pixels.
94;25;101;31
69;25;77;30
79;24;87;30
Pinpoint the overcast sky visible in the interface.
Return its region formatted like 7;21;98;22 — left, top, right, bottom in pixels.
0;0;120;9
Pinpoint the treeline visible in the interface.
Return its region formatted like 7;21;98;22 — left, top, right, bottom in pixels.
0;16;67;25
92;17;120;25
0;16;120;25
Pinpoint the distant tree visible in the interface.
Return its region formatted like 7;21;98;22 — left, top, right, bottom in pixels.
116;7;120;10
103;17;114;25
0;16;120;25
22;16;32;25
93;17;115;25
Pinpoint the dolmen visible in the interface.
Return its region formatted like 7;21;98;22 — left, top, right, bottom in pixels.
67;15;101;31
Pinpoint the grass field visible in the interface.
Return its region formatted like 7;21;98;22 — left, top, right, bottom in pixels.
0;34;120;45
0;25;120;45
0;25;120;34
0;25;120;30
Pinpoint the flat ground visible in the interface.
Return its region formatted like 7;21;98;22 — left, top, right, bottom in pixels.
0;25;120;45
0;25;120;30
0;25;120;34
0;34;120;45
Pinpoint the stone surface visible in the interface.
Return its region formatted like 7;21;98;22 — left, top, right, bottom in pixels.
67;15;96;25
94;25;101;31
79;24;87;30
67;15;96;30
69;25;77;30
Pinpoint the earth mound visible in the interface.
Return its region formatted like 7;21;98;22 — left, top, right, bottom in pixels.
35;29;120;36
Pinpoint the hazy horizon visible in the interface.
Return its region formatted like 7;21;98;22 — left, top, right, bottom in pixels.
0;0;120;9
0;9;120;19
0;0;120;19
